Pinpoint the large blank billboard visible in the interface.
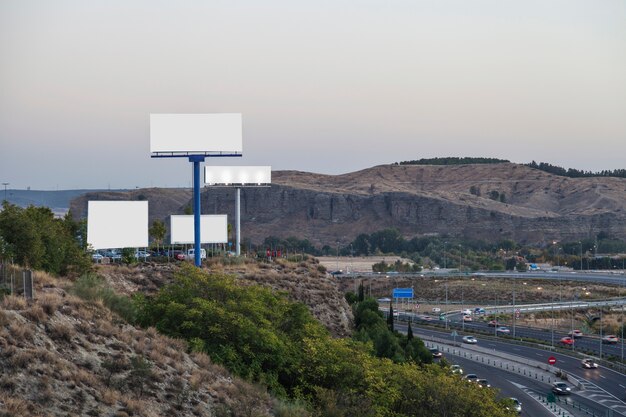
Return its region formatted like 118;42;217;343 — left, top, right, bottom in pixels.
205;166;271;185
150;113;243;154
87;201;149;250
170;215;228;244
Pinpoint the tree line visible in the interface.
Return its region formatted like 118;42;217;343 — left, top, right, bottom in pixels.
525;161;626;178
396;157;510;166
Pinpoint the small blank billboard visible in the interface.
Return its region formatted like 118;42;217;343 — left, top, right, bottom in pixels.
170;215;228;244
87;201;149;250
150;113;243;155
205;166;271;185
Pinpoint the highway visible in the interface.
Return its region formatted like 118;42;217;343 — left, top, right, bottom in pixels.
399;323;626;416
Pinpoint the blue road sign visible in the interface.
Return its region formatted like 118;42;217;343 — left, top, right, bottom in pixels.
392;288;413;299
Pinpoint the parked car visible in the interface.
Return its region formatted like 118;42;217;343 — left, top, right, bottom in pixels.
477;379;491;388
581;358;598;369
462;335;478;344
463;315;473;322
496;326;510;334
450;365;463;375
568;329;583;338
91;253;104;262
602;335;619;344
135;250;151;259
184;248;207;261
559;337;575;346
429;348;443;359
552;382;571;395
465;374;478;383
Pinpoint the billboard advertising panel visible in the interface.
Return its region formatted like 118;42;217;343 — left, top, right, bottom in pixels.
87;201;149;250
150;113;243;155
170;215;228;244
204;166;271;185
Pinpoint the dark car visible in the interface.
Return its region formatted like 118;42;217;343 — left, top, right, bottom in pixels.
429;348;443;359
552;382;571;395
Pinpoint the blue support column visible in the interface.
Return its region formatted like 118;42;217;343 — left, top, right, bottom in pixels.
190;155;205;267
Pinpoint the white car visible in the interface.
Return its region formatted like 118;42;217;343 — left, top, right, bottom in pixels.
581;359;598;369
462;335;478;344
496;326;510;334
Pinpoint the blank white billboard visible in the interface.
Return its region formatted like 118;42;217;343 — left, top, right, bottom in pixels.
87;201;149;250
150;113;243;154
205;166;271;185
170;215;228;244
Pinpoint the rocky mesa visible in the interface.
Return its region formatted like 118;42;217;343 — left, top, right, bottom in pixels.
70;163;626;246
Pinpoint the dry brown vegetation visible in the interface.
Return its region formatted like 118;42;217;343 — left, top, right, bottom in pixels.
0;279;277;417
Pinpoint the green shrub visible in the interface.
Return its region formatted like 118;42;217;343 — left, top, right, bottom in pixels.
71;274;136;323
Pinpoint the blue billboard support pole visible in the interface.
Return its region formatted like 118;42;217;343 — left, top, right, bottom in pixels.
190;155;205;267
236;187;241;256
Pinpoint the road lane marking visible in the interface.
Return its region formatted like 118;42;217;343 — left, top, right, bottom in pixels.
619;384;625;389
599;375;606;379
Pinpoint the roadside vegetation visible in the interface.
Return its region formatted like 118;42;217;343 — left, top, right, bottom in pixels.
134;264;515;416
0;202;90;276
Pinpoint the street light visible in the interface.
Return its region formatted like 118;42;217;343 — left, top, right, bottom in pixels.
2;183;8;202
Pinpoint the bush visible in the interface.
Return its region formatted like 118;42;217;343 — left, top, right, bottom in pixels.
71;274;136;323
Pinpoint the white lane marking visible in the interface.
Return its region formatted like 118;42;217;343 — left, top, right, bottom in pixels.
599;375;606;379
619;384;625;389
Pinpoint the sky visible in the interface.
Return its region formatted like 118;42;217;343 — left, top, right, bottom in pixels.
1;0;625;190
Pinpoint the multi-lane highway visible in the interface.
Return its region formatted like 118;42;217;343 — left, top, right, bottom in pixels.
398;323;626;416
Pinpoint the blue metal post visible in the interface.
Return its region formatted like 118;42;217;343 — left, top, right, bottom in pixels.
190;156;205;267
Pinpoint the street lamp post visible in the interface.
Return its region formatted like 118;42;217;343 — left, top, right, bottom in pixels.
2;183;8;202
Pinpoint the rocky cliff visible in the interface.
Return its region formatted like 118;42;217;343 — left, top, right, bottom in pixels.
70;163;626;246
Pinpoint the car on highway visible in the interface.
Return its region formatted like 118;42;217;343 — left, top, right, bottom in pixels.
568;329;583;338
581;358;598;369
463;315;473;322
429;348;443;358
450;365;463;375
552;382;571;395
462;335;478;344
461;309;472;316
602;335;619;344
507;398;522;414
464;374;478;383
496;326;510;334
477;379;491;388
559;336;575;346
487;320;499;327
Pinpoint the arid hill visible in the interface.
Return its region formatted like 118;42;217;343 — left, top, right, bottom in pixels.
0;273;275;417
70;163;626;246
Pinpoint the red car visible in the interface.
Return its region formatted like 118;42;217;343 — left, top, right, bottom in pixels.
488;320;499;327
559;337;575;346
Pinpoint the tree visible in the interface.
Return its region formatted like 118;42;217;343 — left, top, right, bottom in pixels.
358;282;365;302
149;219;166;252
407;321;413;341
387;301;394;332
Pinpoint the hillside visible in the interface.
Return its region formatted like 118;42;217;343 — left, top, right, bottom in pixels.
0;273;275;417
69;163;626;246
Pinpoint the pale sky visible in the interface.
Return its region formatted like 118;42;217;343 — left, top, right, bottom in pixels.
1;0;625;190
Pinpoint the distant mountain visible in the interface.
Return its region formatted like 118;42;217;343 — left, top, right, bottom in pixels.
3;189;128;216
66;162;626;246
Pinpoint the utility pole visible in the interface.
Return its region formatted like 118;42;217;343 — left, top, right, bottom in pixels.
2;183;8;202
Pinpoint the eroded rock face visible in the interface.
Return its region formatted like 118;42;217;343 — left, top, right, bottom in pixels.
70;163;626;246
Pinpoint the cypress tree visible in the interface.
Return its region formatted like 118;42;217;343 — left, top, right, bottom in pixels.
407;321;413;341
387;301;394;331
358;281;365;302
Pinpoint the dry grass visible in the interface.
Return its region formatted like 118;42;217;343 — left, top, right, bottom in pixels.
1;295;27;310
24;304;47;323
49;321;75;343
7;320;33;342
39;292;62;315
101;388;120;406
0;396;30;417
